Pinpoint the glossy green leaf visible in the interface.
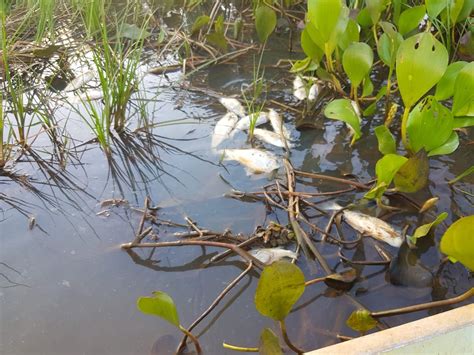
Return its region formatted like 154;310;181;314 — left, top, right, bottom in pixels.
259;328;282;355
346;309;377;332
137;291;180;327
453;117;474;128
377;31;403;67
290;57;313;73
394;149;429;193
356;7;373;28
255;261;305;321
435;61;468;100
426;0;448;17
324;99;361;144
255;5;277;43
362;75;374;97
191;15;210;35
343;42;373;87
396;32;449;108
374;125;396;155
457;0;474;22
427;131;459;156
447;0;466;24
366;0;387;24
440;215;474;271
376;154;408;186
407;97;453;153
408;212;448;245
301;27;323;62
364;181;388;200
452;62;474;117
338;18;360;50
398;5;426;36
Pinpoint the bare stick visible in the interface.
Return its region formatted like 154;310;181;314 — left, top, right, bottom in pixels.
294;170;370;190
178;325;202;355
210;235;260;263
177;262;253;353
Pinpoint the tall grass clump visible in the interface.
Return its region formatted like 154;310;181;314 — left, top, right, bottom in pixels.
72;0;107;37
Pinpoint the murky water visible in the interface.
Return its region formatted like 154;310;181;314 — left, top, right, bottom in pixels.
1;4;473;354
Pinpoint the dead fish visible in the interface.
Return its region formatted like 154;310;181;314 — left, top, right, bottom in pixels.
320;201;403;247
249;248;297;265
253;128;293;148
221;148;281;174
232;111;269;133
28;216;36;230
308;83;319;101
67;89;104;104
268;109;291;141
419;197;439;213
211;112;239;150
64;71;95;92
293;76;307;100
219;97;246;117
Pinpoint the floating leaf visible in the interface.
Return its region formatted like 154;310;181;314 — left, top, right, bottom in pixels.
137;291;180;327
191;15;210;35
396;32;449;108
452;62;474;117
435;61;468;100
255;5;277;42
346;309;377;332
440;215;474;271
407;97;453;153
376;154;408;186
324;269;358;291
119;23;150;40
324;99;361;144
259;328;282;355
394;149;429;193
408;212;448;245
364;181;388;200
254;261;305;321
374;125;396;155
427;131;459;156
398;5;426;36
343;42;373;88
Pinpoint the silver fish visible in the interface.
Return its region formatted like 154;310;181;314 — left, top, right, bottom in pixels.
233;112;269;132
211;112;239;150
308;83;319;101
222;148;280;174
253;128;293;148
268;109;291;141
293;76;306;100
249;248;297;265
219;97;246;117
64;71;95;92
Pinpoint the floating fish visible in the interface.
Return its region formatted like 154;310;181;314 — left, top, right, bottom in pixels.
64;71;95;92
249;248;297;265
219;97;246;117
222;148;281;174
253;128;293;148
67;89;104;103
232;111;269;132
308;83;319;101
268;109;291;141
320;202;403;247
211;112;239;149
293;76;306;100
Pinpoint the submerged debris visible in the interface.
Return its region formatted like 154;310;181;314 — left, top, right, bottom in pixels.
221;148;281;174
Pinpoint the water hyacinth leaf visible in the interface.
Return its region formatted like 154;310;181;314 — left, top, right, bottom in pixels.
426;0;448;17
365;181;388;200
191;15;210;35
407;97;453;153
346;309;377;332
453;117;474;128
408;212;448;245
118;23;150;40
375;154;408;186
396;32;449;108
440;215;474;271
324;269;358;291
366;0;387;24
457;0;474;22
452;62;474;117
394;149;429;193
308;0;344;45
259;328;282;355
356;7;373;28
343;42;373;88
254;261;305;321
377;31;403;67
374;125;396;155
338;18;359;50
446;0;467;24
324;99;361;144
435;61;468;100
427;131;459;156
137;291;180;327
301;27;323;61
290;57;318;73
362;75;374;97
398;5;426;36
255;5;277;43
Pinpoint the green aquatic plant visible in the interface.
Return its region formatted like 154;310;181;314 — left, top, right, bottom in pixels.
440;215;474;271
342;42;373;104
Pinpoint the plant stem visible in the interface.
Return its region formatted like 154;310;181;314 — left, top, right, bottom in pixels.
304;276;326;286
384;65;394;117
178;325;202;355
324;43;334;72
222;343;259;352
371;287;474;318
401;105;411;152
279;320;304;354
